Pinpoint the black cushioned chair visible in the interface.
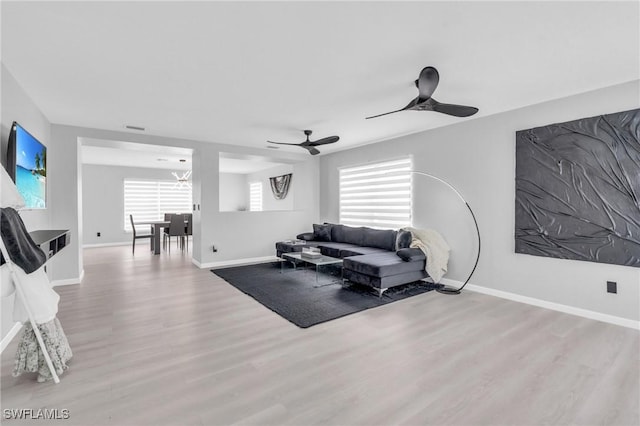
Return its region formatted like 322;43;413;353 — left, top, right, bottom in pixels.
165;214;186;252
184;213;192;251
129;215;152;254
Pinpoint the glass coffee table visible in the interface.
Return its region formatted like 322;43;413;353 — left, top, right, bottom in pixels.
280;252;343;285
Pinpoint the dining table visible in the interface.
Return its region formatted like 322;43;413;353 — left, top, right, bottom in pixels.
134;220;188;255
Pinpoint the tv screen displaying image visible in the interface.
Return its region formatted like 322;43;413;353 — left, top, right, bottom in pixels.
7;122;47;209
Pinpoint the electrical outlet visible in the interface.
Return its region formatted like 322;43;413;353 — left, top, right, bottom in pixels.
97;232;101;237
607;281;617;294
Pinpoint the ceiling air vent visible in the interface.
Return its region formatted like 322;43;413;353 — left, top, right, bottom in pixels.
124;125;145;131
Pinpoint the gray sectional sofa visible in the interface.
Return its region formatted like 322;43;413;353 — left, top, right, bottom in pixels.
276;223;428;296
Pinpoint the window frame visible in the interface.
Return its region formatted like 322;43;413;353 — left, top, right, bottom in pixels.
123;178;193;232
338;156;413;229
248;181;263;212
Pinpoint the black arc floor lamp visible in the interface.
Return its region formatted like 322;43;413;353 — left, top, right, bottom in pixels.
412;171;481;295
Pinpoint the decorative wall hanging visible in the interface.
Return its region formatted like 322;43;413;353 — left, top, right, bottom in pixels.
270;173;292;200
515;108;640;267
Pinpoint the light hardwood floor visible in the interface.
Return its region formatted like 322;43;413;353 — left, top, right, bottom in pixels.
1;245;638;426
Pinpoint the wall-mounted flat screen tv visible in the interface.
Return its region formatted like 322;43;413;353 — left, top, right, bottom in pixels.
6;122;47;209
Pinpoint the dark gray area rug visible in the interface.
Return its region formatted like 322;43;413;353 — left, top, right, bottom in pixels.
211;262;436;328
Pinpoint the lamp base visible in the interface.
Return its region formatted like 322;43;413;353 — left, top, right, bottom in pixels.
436;286;461;295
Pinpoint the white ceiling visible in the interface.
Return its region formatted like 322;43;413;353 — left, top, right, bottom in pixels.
2;2;639;156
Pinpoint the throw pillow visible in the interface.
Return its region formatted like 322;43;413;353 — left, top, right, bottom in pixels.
312;224;332;242
396;248;426;262
396;230;412;250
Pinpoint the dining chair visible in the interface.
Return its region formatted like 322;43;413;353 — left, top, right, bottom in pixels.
163;213;174;248
129;215;153;254
165;214;186;252
184;213;193;251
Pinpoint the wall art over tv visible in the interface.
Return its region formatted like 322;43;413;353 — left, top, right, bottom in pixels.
515;108;640;267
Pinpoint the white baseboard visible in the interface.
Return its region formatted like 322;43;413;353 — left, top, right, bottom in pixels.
51;269;84;287
439;278;640;330
83;241;129;248
0;322;23;353
196;256;278;269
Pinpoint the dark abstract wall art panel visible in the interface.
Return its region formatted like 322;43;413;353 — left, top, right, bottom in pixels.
515;108;640;267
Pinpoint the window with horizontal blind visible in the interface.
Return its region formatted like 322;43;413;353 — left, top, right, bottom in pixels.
249;182;263;211
339;157;412;229
124;179;192;231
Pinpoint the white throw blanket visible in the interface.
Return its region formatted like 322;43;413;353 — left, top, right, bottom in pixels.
402;227;450;283
7;264;60;324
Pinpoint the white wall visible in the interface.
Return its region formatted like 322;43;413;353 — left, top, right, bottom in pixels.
1;64;52;341
48;125;84;285
320;81;640;322
209;159;318;265
219;173;247;212
246;164;294;211
82;164;184;245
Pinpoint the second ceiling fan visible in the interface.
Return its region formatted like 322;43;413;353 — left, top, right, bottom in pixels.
267;130;339;155
366;66;479;119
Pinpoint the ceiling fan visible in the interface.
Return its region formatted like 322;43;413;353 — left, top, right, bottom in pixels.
267;130;339;155
366;66;479;119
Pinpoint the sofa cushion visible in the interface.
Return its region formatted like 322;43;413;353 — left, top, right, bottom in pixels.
312;223;332;242
361;227;397;251
396;248;426;262
330;224;365;245
330;224;344;242
316;242;361;258
343;252;425;278
343;226;365;245
339;246;389;258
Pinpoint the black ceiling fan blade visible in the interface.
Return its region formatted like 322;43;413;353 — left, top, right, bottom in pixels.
429;99;479;117
308;136;339;146
366;97;418;120
267;141;300;146
366;109;404;120
304;146;321;155
415;66;439;101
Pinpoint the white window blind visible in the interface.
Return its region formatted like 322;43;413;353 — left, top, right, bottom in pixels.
249;182;263;211
124;179;192;231
339;157;412;229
